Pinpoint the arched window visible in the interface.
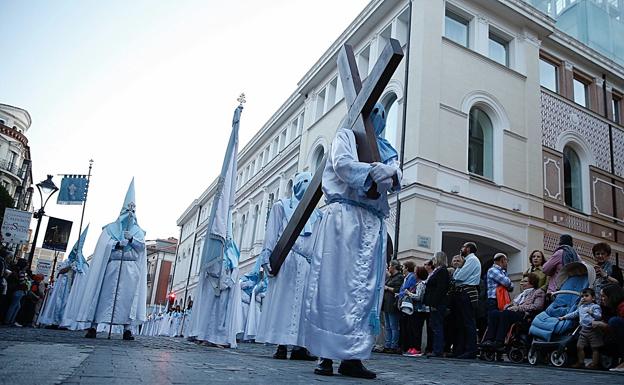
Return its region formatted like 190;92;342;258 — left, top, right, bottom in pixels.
251;205;259;246
563;145;583;211
313;147;325;171
383;93;399;150
468;107;493;179
266;193;275;225
239;214;246;248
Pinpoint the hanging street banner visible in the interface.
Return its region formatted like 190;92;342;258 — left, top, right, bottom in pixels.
57;175;88;205
42;217;73;252
0;208;33;244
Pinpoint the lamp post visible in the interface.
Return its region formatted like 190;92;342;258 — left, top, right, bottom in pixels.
27;175;59;271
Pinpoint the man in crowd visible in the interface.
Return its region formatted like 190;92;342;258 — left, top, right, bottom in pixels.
483;253;514;348
452;242;481;358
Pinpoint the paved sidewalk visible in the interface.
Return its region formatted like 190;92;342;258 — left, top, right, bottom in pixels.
0;327;620;384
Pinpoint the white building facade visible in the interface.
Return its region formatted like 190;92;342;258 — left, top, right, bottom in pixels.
0;104;33;211
171;0;624;301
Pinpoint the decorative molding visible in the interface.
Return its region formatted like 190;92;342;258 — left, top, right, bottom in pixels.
592;176;624;223
613;127;624;178
541;91;611;172
439;103;468;118
543;157;561;200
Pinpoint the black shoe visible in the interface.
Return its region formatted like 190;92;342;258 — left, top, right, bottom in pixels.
123;330;135;341
457;351;477;359
85;328;97;339
314;358;333;376
338;360;376;379
273;345;287;359
290;348;317;361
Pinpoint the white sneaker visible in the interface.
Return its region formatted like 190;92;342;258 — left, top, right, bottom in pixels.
13;322;22;327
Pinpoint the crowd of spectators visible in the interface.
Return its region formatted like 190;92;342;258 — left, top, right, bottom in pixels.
378;234;624;372
0;250;47;328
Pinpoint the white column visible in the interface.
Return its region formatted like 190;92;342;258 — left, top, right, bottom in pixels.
473;15;489;56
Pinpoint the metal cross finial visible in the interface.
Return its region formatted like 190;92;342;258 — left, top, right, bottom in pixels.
237;93;246;106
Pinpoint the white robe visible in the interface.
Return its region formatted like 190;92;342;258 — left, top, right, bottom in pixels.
303;128;401;360
38;260;75;326
75;231;147;326
60;264;90;330
243;285;264;340
256;200;317;347
189;264;242;347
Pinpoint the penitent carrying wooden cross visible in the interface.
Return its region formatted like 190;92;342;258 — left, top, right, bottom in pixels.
268;38;404;275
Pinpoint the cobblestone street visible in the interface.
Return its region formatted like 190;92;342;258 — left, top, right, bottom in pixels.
0;327;621;385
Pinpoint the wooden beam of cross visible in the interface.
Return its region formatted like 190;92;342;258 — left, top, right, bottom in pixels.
268;38;404;275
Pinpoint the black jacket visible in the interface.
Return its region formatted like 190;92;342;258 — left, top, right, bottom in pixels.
424;267;450;307
382;272;404;313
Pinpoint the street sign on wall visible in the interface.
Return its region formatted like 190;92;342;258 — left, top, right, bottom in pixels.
42;217;73;252
1;208;33;244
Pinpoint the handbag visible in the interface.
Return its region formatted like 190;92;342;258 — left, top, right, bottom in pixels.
496;285;511;310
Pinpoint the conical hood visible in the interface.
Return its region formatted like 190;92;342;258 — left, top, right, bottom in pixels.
67;224;89;272
104;178;145;242
121;177;136;215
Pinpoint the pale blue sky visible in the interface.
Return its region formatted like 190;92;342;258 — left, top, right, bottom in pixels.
0;0;369;254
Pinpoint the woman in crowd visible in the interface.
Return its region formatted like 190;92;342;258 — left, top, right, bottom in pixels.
424;252;449;357
482;273;545;348
398;261;417;354
382;260;404;354
592;284;624;372
592;243;623;304
525;250;548;291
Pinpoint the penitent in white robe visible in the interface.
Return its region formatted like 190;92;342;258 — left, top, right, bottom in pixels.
303;128;401;360
75;231;147;326
189;263;242;347
38;260;75;326
60;264;90;330
256;200;318;347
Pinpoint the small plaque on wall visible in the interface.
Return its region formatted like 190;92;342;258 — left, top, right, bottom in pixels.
417;235;431;249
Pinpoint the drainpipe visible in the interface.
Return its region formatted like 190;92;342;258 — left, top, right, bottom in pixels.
394;0;412;260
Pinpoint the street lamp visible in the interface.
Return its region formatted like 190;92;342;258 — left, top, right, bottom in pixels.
27;175;59;270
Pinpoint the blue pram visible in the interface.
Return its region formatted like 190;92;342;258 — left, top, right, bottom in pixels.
528;262;595;367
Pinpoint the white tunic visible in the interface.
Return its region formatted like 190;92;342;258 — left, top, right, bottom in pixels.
75;232;147;326
303;128;401;360
60;264;90;330
256;200;317;347
189;264;242;347
38;260;74;326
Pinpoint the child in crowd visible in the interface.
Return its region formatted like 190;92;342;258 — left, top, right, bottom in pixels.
558;288;603;369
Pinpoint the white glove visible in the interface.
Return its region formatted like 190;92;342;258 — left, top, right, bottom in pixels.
376;177;393;191
124;231;132;240
370;162;396;183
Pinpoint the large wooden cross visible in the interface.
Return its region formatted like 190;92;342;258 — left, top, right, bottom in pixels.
269;38;404;275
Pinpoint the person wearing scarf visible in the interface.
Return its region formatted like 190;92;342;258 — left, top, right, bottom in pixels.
303;103;402;379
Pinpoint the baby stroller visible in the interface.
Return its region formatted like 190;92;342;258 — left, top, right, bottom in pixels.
528;262;595;367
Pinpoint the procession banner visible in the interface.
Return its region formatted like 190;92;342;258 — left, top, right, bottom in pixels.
57;175;88;205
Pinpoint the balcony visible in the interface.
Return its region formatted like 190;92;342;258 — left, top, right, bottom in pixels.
0;159;25;180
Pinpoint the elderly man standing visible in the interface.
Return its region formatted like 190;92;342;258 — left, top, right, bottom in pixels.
483;253;514;348
452;242;481;359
